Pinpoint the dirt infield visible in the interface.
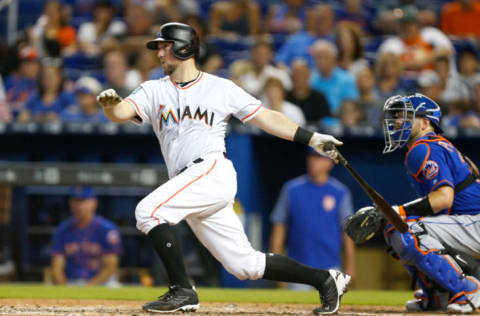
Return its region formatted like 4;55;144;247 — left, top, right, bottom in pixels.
0;298;465;316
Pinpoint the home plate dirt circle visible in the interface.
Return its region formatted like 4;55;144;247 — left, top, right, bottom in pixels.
0;299;453;315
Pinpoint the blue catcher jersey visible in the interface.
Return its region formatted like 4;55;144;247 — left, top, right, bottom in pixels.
404;132;480;215
52;215;122;281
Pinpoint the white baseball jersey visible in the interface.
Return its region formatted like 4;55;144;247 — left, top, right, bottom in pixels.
124;72;263;178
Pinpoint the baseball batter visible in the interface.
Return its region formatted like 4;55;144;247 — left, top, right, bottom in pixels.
350;94;480;313
96;22;350;314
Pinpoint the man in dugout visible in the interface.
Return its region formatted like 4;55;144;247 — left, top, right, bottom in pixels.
50;186;122;286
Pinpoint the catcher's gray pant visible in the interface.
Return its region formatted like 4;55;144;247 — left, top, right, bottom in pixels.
135;152;266;281
420;214;480;260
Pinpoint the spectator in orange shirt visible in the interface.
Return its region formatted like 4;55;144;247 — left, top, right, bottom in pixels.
32;0;77;57
378;6;454;76
441;0;480;39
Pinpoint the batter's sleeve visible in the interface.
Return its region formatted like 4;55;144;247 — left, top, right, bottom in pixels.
124;86;153;125
227;81;263;123
270;185;290;224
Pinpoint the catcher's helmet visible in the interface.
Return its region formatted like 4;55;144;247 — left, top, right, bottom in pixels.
146;22;199;60
383;93;442;153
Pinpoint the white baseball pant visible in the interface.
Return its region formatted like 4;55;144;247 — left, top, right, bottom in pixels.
135;152;266;280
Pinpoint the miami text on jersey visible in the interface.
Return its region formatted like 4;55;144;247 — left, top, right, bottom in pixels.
158;105;215;130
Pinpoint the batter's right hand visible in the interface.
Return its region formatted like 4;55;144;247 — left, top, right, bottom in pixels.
97;89;122;108
309;132;343;161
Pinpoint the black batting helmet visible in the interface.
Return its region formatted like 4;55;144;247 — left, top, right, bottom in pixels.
146;22;199;60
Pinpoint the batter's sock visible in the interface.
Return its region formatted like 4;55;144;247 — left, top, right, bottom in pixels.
148;224;192;289
262;253;330;288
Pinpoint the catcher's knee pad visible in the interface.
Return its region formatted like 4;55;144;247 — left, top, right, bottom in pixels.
388;229;479;296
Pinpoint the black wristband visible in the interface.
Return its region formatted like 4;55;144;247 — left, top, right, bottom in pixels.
403;196;434;217
293;127;314;145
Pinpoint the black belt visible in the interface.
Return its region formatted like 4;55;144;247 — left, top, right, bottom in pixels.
178;158;204;175
177;152;227;175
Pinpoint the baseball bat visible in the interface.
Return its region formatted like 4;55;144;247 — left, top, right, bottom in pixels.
324;143;408;233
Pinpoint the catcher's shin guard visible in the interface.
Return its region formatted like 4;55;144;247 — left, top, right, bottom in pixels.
386;225;480;307
404;265;449;311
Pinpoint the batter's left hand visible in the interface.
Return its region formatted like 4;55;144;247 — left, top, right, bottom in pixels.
309;133;343;161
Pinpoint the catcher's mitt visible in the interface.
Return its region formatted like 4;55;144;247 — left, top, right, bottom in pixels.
343;206;385;244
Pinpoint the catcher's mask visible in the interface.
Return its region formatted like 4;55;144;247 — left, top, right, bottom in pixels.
382;93;442;154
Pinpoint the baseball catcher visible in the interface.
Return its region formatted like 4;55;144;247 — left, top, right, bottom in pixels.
344;94;480;313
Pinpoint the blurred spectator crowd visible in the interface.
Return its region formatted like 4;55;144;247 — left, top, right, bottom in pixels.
1;0;480;130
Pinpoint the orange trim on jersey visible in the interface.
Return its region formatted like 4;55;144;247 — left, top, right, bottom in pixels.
150;159;217;224
405;143;431;182
412;135;450;146
169;72;204;90
125;98;146;121
241;103;263;122
431;179;454;192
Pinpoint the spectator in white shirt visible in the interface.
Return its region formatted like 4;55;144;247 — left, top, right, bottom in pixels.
77;0;127;56
262;77;306;126
102;50;141;97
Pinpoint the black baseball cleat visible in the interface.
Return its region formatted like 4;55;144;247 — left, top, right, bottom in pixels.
313;269;351;315
142;285;200;313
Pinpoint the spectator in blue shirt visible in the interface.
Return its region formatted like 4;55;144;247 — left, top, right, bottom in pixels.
270;149;356;290
61;76;108;122
335;0;371;32
265;0;309;35
309;40;359;115
19;60;74;122
5;46;40;118
275;4;335;68
51;186;122;286
0;76;11;122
